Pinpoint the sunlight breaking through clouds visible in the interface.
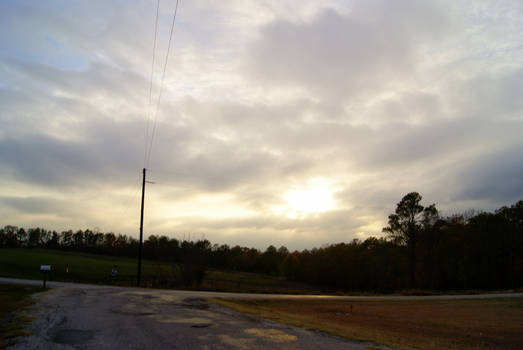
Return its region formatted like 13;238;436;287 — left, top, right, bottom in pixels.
1;0;523;249
273;178;339;219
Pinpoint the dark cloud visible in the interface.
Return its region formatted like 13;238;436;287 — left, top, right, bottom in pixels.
455;145;523;204
0;196;70;215
0;116;148;188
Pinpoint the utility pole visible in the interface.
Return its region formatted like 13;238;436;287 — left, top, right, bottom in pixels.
137;168;146;287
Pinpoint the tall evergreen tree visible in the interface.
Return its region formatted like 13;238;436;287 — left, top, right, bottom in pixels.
383;192;438;288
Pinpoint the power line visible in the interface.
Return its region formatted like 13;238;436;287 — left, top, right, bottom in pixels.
143;0;161;167
146;0;180;168
137;0;180;287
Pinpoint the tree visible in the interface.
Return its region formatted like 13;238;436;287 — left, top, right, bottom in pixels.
47;231;59;249
383;192;438;288
495;200;523;288
16;228;27;246
104;232;116;252
60;230;73;248
3;225;18;247
28;227;42;247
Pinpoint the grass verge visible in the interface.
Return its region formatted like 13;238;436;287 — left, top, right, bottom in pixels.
210;297;523;350
0;284;43;349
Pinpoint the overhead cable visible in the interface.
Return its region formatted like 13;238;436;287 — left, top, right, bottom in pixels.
146;0;180;168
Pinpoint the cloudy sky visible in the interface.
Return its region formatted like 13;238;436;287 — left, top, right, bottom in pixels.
1;0;522;250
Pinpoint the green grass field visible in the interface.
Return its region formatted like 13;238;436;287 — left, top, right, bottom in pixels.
0;248;174;286
0;248;322;293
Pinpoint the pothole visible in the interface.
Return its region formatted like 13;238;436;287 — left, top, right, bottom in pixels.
191;323;212;328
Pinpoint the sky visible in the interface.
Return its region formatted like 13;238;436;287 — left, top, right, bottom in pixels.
1;0;522;250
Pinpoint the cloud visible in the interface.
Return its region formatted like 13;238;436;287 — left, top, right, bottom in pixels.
0;196;70;215
244;1;452;101
455;145;523;204
0;0;522;249
449;68;523;120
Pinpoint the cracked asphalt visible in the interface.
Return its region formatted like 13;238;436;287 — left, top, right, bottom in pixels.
9;284;373;350
5;278;521;349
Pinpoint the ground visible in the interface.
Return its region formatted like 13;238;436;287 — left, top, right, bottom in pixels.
3;278;523;350
213;298;523;350
0;284;42;348
7;282;377;350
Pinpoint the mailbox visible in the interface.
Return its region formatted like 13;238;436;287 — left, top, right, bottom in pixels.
40;265;51;288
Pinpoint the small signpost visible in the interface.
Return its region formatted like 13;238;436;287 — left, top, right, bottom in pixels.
40;265;51;288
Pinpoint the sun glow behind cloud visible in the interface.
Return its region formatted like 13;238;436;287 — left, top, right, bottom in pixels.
272;178;338;219
1;0;523;250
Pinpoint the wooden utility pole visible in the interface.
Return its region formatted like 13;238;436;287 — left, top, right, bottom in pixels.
137;168;146;287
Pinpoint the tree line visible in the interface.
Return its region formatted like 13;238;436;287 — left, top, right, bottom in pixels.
1;193;522;292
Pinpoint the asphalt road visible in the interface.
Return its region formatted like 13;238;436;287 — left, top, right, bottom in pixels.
3;277;523;350
5;279;373;350
3;277;523;300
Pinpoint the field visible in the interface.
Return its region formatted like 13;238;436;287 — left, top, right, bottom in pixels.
201;269;324;294
212;298;523;350
0;284;43;348
0;248;167;286
0;248;321;293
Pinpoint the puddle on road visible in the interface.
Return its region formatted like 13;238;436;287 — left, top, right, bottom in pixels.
191;323;212;328
53;329;95;345
244;328;297;343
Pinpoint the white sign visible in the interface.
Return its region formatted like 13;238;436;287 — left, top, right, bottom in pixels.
40;265;51;271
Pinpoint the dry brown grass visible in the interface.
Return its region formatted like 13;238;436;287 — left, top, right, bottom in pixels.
210;297;523;350
0;284;41;349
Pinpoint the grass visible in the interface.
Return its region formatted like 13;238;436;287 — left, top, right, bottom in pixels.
0;248;174;287
0;284;43;349
211;297;523;350
0;248;323;293
202;269;325;294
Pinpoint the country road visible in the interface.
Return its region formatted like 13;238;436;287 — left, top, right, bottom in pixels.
3;277;523;350
4;278;373;350
3;277;523;300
